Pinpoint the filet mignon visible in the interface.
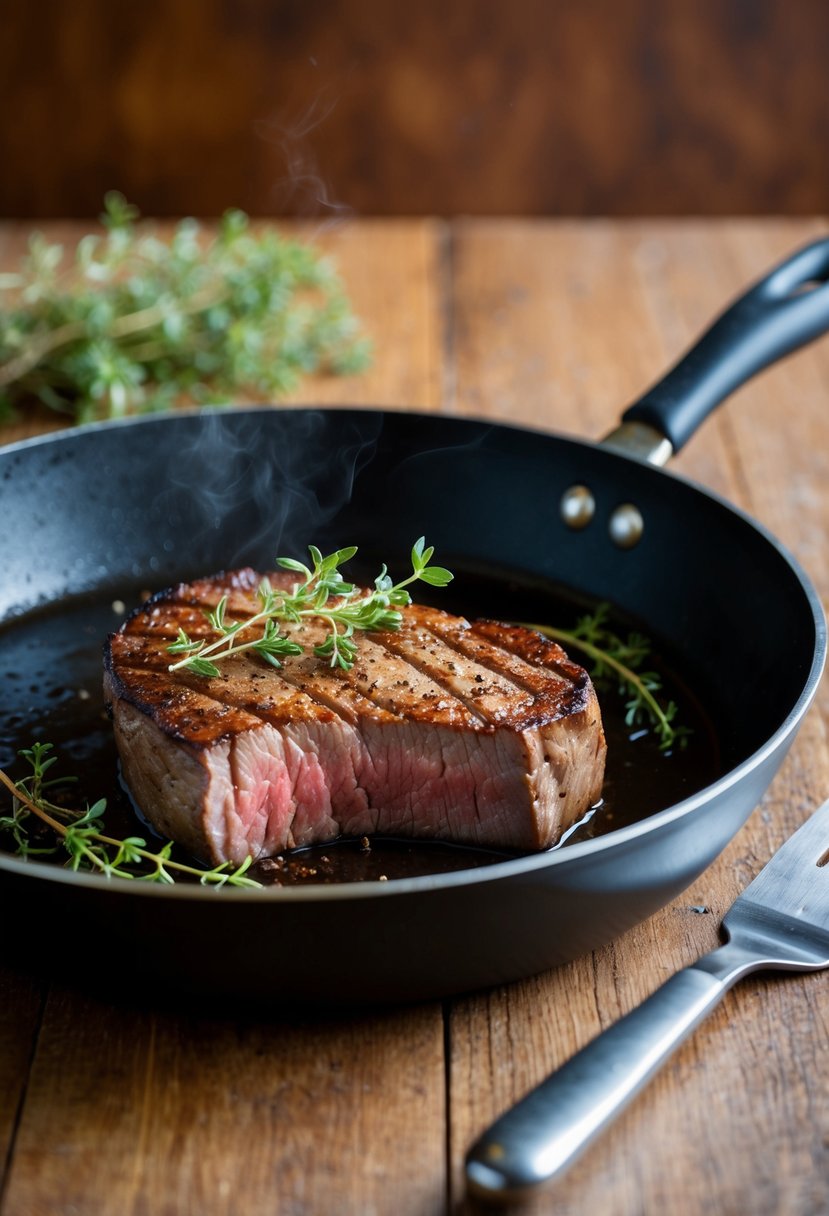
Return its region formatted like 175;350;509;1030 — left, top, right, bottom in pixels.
103;569;607;866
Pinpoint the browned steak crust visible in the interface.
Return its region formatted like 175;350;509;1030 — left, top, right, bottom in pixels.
104;569;606;865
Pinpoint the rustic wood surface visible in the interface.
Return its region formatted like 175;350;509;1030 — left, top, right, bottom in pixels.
4;0;829;220
1;218;829;1215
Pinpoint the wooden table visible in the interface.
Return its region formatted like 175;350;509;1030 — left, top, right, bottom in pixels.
1;218;828;1215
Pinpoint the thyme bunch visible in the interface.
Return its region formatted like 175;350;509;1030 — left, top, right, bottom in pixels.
526;604;690;751
0;193;371;421
167;537;454;676
0;744;261;887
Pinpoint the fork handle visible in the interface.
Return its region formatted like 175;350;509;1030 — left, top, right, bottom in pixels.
465;947;755;1202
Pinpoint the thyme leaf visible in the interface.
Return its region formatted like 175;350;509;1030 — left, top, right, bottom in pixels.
0;743;261;887
524;604;691;752
167;537;454;675
0;192;371;422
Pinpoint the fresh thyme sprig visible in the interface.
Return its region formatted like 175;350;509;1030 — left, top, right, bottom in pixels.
524;604;690;751
0;743;261;887
167;537;454;676
0;192;371;422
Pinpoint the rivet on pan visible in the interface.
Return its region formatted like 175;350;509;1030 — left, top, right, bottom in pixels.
560;484;595;530
609;503;644;549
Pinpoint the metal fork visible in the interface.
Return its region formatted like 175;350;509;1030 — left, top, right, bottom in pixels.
466;798;829;1203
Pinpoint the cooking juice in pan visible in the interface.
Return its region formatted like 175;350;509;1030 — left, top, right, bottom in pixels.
0;566;720;884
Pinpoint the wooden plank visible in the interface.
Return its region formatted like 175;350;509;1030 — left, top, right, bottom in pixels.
2;989;446;1216
448;217;736;489
448;219;829;1214
283;218;446;411
0;970;43;1197
5;0;829;221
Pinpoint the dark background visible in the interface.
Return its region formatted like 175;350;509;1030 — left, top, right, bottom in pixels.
2;0;828;218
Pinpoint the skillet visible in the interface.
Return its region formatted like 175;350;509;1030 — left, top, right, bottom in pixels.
0;240;828;1006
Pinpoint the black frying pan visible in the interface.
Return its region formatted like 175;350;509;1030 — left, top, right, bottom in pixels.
1;241;828;1005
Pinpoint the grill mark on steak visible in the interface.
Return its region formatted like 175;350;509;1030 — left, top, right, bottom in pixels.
369;608;587;729
103;664;269;745
104;569;607;866
371;627;535;724
276;619;490;729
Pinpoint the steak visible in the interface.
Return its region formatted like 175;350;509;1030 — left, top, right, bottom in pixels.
103;569;607;866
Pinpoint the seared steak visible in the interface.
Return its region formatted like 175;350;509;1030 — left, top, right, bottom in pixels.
103;569;606;865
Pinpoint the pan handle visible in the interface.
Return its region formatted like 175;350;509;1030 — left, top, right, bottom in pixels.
618;238;829;455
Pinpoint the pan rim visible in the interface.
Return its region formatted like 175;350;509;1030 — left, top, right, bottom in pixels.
0;406;825;902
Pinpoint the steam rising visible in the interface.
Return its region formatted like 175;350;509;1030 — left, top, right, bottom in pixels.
256;83;354;228
156;408;383;572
